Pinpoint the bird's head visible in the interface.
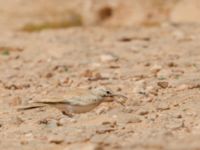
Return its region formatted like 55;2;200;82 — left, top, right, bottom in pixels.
91;87;127;105
91;87;113;97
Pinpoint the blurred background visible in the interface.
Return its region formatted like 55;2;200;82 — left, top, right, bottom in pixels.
0;0;199;32
1;1;200;150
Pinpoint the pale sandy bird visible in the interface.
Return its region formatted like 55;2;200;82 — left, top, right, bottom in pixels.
18;87;127;117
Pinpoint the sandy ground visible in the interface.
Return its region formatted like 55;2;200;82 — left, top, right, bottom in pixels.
1;1;200;150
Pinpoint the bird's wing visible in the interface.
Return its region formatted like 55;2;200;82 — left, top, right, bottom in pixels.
33;89;94;105
34;97;89;106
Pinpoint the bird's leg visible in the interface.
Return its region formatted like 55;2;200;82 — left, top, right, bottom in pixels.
61;110;74;118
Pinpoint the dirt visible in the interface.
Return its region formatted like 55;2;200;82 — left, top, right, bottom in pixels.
1;0;200;150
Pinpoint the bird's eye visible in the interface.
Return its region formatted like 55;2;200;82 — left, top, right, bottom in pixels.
106;91;111;94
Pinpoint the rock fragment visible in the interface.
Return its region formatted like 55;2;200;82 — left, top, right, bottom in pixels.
64;143;100;150
137;108;149;116
165;120;184;130
156;102;170;111
157;81;169;88
150;64;162;74
48;135;64;144
100;54;118;62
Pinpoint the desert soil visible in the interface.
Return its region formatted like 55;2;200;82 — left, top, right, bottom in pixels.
1;1;200;150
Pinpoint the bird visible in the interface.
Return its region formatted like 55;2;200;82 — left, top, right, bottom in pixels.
17;87;127;117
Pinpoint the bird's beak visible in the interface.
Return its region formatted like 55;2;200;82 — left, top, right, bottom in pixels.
111;94;128;99
111;94;128;106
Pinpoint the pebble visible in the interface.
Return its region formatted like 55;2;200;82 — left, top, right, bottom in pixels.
48;135;64;144
171;112;182;119
24;133;34;140
156;102;170;111
46;119;58;128
38;118;49;125
157;81;169;88
96;125;115;134
176;84;189;91
133;80;146;94
45;72;53;78
100;54;118;62
101;121;117;128
142;97;153;103
137;108;149;116
64;143;99;150
165;120;184;130
150;64;162;74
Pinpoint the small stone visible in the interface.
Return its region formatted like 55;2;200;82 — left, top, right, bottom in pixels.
176;84;189;91
81;69;93;78
150;64;162;74
81;70;104;81
96;126;115;134
126;116;142;124
38;119;49;125
46;119;58;128
133;80;146;94
24;133;33;140
156;102;170;111
45;72;53;78
172;113;182;119
61;77;70;84
58;118;68;126
100;54;118;62
48;135;64;144
168;62;177;67
20;140;29;145
165;120;184;130
64;143;99;150
137;109;149;116
101;121;117;128
145;86;154;93
142;97;153;103
157;81;169;88
188;84;200;89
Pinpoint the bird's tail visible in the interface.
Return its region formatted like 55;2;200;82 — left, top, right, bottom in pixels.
17;104;45;111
